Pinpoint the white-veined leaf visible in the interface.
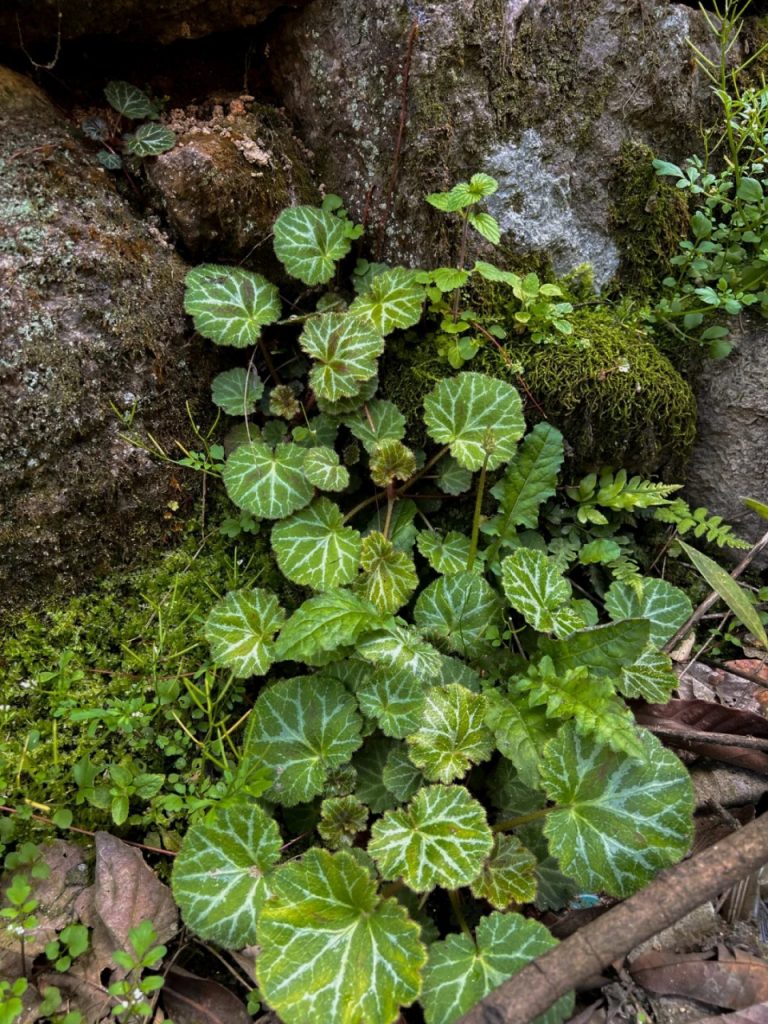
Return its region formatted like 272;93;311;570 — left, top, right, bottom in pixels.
501;550;584;637
223;441;313;519
316;373;378;415
618;646;678;702
542;725;694;897
368;784;493;892
204;588;284;678
356;666;428;738
184;265;281;347
537;619;652;677
414;572;500;655
272;498;361;591
349;267;425;334
484;691;555;789
491;422;564;530
353;734;398;812
357;624;443;680
104;80;158;119
416;530;473;575
244;675;363;806
344;399;406;453
273;205;352;285
210;367;264;417
383;743;425;801
369;440;416;487
275;589;386;665
124;122;175;156
292;413;339;449
171;802;281;948
353;532;418;613
469;835;538;908
302;445;350;491
406;684;494;783
317;796;369;849
300;313;384;401
436;456;473;495
423;372;525;470
256;849;426;1024
605;577;693;647
421;911;572;1024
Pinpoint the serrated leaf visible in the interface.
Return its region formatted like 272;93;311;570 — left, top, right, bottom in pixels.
184;265;281;347
256;849;426;1024
605;577;693;646
469;834;539;908
542;725;694;897
354;532;418;613
484;691;554;789
414;573;500;655
244;676;363;806
369;440;416;487
353;734;398;812
490;423;564;531
348;267;425;334
407;684;494;783
211;367;264;416
421;911;571;1024
223;441;313;519
356;666;427;738
436;456;473;495
369;785;493;892
171;802;281;948
272;498;361;591
204;588;285;678
473;260;520;286
276;589;386;664
578;538;622;564
501;550;584;638
432;267;471;291
124;122;176;156
424;372;525;470
104;80;158;119
467;210;501;244
383;743;425;801
317;796;369;849
273;205;352;285
538;619;651;677
300;313;384;401
316;373;379;415
344;399;406;453
416;530;473;575
301;446;350;491
357;624;443;680
618;646;678;702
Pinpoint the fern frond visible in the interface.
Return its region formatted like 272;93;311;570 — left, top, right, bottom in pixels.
654;499;750;549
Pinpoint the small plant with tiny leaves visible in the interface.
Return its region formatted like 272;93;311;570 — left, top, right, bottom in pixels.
82;81;176;172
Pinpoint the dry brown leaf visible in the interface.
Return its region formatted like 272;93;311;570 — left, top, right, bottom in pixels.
630;948;768;1010
693;1001;768;1022
677;662;764;715
162;966;251;1024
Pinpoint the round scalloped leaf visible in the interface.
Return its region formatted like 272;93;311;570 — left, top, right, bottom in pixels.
204;588;285;678
416;530;473;575
124;122;176;156
211;367;264;417
300;313;384;401
184;265;281;347
436;456;474;495
354;532;418;614
275;589;386;665
423;372;524;470
383;743;424;802
368;784;493;892
171;801;281;949
357;624;442;681
272;498;361;591
256;848;426;1024
302;446;349;491
273;205;352;285
469;835;538;909
407;684;493;783
356;666;428;738
348;267;425;334
244;676;363;806
541;725;694;897
369;440;416;487
501;549;584;638
353;734;398;812
317;796;369;849
104;80;158;119
414;573;500;656
605;577;693;647
223;441;313;519
421;911;572;1024
344;399;406;453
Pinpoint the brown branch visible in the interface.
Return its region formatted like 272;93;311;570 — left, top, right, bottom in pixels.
458;812;768;1024
646;724;768;752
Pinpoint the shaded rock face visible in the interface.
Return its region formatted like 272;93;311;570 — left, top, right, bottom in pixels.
0;66;210;613
267;0;718;284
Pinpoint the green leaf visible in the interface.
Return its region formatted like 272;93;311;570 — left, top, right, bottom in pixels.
416;530;473;575
124;122;176;156
204;588;285;678
256;849;426;1024
369;440;416;487
349;267;425;334
210;367;264;417
354;532;418;613
605;577;693;646
618;646;678;703
184;265;281;347
744;496;768;520
415;573;500;655
737;176;763;202
302;446;350;491
467;210;501;244
353;734;398;812
357;625;443;680
491;423;564;531
501;550;584;638
467;172;499;198
272;498;361;591
538;619;651;677
406;684;494;783
424;372;525;470
369;785;493;892
383;743;425;802
223;441;313;519
300;313;384;401
578;538;621;564
473;260;520;286
678;540;768;648
104;80;158;119
244;676;363;806
431;267;471;291
653;159;684;179
344;400;406;453
421;911;572;1024
470;835;538;908
275;589;385;665
436;456;474;495
171;802;281;948
356;666;427;738
484;691;555;789
316;373;379;415
273;205;352;285
317;796;369;849
367;498;419;552
542;725;694;897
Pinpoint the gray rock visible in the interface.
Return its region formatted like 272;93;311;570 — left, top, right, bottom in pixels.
0;66;210;613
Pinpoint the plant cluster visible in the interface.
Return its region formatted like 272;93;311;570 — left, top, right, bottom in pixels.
81;81;176;172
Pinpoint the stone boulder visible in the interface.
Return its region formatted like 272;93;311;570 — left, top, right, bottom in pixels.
0;66;210;613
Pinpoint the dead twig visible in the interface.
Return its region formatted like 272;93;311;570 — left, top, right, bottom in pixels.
646;724;768;752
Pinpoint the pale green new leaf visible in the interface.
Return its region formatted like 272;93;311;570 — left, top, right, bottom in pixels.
349;267;425;334
421;911;572;1024
275;589;385;664
469;836;538;909
244;676;363;806
431;267;470;291
272;498;361;591
436;456;473;495
383;743;424;802
184;265;281;347
414;573;500;656
467;210;501;244
542;725;694;897
356;666;427;738
302;446;350;491
301;313;384;402
369;440;416;487
204;587;285;678
273;205;351;285
354;532;418;613
171;802;281;948
424;372;525;470
104;80;158;119
407;684;494;783
211;367;264;416
501;550;584;638
416;530;473;575
344;399;406;453
369;785;493;892
484;691;555;789
124;122;176;156
473;260;520;286
357;624;443;680
256;849;426;1024
491;423;564;530
618;646;678;703
605;577;693;647
538;619;651;678
223;441;313;519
